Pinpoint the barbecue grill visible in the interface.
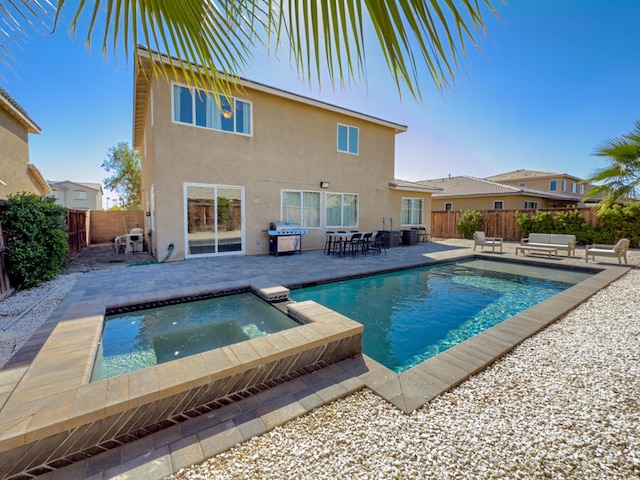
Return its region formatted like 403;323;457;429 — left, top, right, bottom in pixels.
267;222;309;255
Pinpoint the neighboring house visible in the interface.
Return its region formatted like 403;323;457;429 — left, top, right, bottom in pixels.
133;46;440;261
48;180;104;210
419;175;585;211
0;87;50;200
485;169;597;207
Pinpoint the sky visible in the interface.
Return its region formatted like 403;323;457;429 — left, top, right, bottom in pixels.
2;1;639;208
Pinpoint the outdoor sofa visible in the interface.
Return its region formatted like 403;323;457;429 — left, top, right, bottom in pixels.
520;233;577;257
585;238;630;264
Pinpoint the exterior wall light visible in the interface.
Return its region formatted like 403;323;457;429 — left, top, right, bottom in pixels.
320;181;330;189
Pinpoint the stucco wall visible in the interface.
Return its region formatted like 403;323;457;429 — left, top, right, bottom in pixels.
0;109;40;199
140;76;430;261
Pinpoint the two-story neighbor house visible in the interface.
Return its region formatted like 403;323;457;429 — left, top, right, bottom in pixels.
134;47;439;261
422;175;585;211
485;169;596;208
0;88;50;200
48;180;103;210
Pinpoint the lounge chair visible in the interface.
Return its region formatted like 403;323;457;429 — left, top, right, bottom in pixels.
585;239;630;264
473;231;503;253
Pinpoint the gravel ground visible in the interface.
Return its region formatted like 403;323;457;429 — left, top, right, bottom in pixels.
0;244;150;368
168;269;640;480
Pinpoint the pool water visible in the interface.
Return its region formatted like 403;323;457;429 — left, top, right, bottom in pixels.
289;260;592;373
91;293;300;381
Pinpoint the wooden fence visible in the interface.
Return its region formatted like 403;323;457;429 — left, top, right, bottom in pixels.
431;208;600;242
68;209;88;254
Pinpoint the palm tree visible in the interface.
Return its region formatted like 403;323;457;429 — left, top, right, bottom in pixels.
582;120;640;212
1;0;496;97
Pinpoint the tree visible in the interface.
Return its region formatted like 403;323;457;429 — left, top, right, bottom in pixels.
2;1;496;99
102;142;141;210
2;193;68;288
582;119;640;213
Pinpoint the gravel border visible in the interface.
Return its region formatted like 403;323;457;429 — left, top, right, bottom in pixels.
168;269;640;479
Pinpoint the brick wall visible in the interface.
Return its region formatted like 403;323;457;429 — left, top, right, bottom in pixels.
90;210;145;244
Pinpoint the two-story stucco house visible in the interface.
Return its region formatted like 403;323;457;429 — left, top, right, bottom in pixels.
485;169;596;208
0;88;50;200
133;47;439;261
48;180;103;210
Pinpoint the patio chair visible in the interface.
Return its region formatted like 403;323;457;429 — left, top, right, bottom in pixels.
370;231;387;255
473;231;503;253
585;238;630;264
415;226;431;243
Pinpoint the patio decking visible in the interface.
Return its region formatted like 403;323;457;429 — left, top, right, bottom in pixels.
0;240;633;479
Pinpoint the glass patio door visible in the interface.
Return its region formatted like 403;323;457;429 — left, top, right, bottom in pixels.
185;184;244;256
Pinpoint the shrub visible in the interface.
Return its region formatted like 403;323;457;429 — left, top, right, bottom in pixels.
457;210;484;239
1;193;68;289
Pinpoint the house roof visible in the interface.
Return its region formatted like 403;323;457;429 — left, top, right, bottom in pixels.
133;46;408;149
389;179;442;193
418;175;577;201
27;164;51;195
0;87;41;133
486;169;583;183
49;180;103;193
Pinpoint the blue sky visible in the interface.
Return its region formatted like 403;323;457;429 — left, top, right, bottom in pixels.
2;0;639;206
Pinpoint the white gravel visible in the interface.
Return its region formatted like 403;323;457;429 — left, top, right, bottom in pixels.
0;273;80;368
168;269;640;480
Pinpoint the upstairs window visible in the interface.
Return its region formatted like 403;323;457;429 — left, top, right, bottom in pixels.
524;201;538;209
444;203;453;211
519;182;526;187
401;198;424;225
493;201;504;210
73;190;87;200
549;180;557;191
173;84;252;135
337;124;359;154
562;180;567;191
579;184;585;194
571;182;578;193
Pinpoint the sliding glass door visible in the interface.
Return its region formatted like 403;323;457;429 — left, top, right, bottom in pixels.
185;184;244;256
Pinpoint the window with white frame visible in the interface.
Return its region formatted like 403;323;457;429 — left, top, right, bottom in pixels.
73;190;87;200
50;190;59;199
337;124;359;154
173;84;252;135
519;182;526;187
571;182;578;193
549;180;557;191
326;193;358;227
444;203;452;211
524;201;538;209
562;180;567;191
579;184;585;194
401;198;423;225
281;190;321;228
493;201;504;209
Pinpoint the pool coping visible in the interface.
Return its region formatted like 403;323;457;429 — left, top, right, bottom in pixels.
0;247;633;478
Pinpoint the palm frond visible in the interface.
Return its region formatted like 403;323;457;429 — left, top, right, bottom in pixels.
584;119;640;213
0;0;55;79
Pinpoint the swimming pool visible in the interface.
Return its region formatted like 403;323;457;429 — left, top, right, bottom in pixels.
91;292;301;381
289;259;592;373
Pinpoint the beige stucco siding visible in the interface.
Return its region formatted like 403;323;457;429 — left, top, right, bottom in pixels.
0;109;42;199
141;76;430;261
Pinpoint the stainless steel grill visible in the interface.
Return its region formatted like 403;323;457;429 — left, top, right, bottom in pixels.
267;222;309;255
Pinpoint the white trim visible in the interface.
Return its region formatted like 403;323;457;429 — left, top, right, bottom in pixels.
401;197;424;226
171;82;253;137
325;192;359;228
184;182;246;258
493;200;504;209
280;189;322;229
337;123;359;155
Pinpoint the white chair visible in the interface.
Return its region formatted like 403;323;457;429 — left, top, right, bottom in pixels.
473;231;503;252
585;239;630;264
